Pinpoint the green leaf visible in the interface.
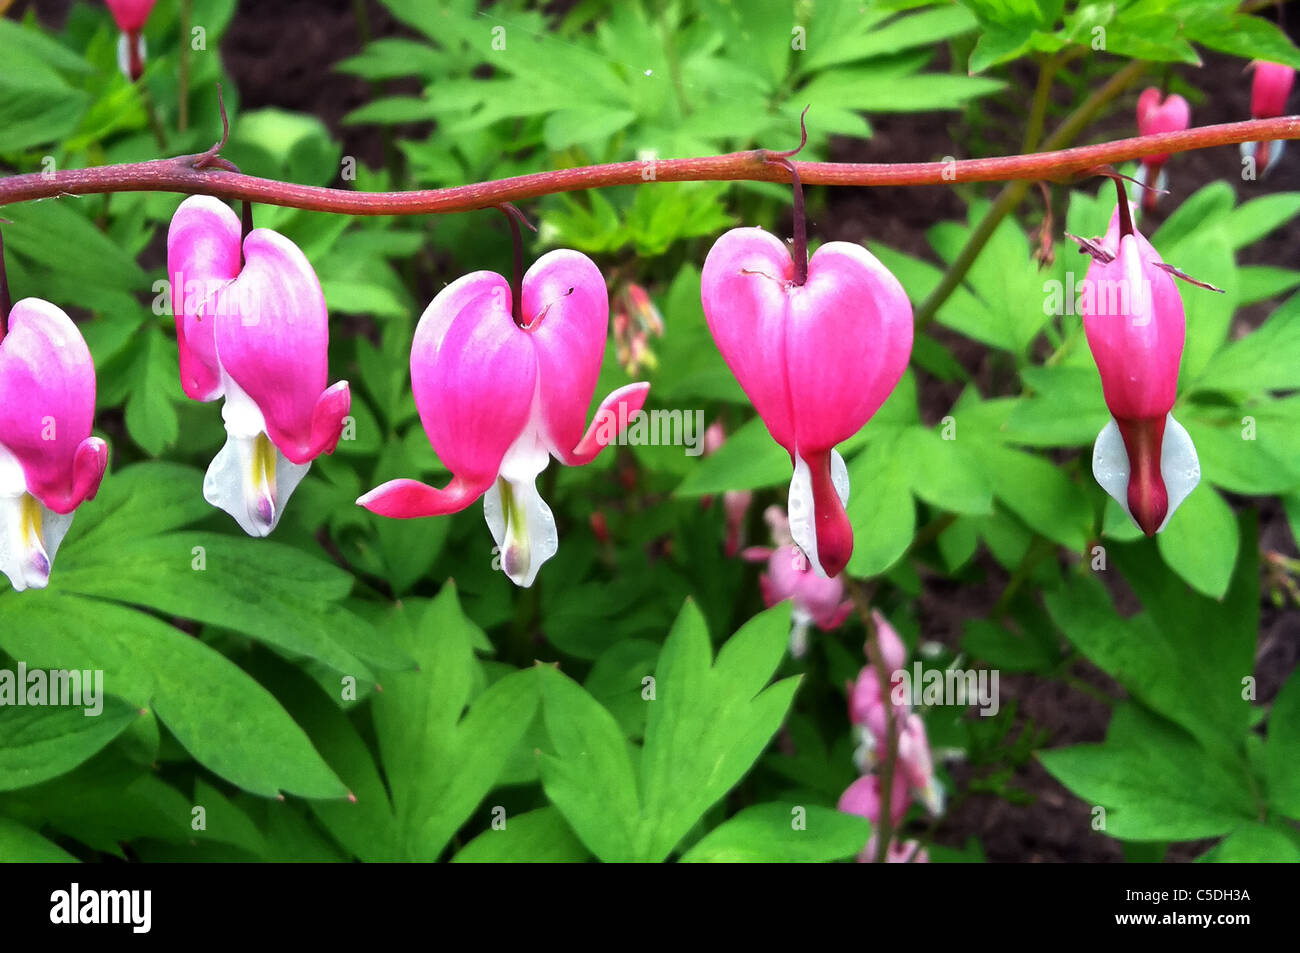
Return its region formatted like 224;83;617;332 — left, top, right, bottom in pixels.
372;587;540;860
674;415;789;497
536;665;643;862
1039;704;1257;841
897;426;993;516
451;806;589;863
1194;293;1300;395
845;433;916;576
1265;667;1300;820
1156;484;1239;598
636;601;799;861
680;803;869;862
1198;824;1300;863
967;443;1091;551
0;696;139;792
0;818;77;862
0;595;346;799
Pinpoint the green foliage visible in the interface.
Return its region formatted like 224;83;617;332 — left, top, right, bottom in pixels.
2;0;1299;865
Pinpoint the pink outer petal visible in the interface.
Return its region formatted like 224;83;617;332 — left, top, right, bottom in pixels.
0;299;107;512
215;228;348;463
701;227;798;452
1082;225;1184;421
167;195;241;402
837;772;909;828
357;475;490;518
1252;61;1296;119
523;250;615;459
410;271;536;485
105;0;155;31
557;382;650;466
786;242;913;453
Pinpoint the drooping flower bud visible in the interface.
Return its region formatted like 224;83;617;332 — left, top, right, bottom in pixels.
1075;185;1202;535
1243;61;1296;175
0;300;108;591
1134;88;1189;214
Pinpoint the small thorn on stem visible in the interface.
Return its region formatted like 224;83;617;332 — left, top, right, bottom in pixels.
193;83;232;171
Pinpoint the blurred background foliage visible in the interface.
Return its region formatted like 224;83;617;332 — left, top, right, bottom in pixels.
0;0;1299;862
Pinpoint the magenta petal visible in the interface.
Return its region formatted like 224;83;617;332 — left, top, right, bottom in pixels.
293;380;352;464
559;382;650;466
105;0;155;30
215;228;340;462
787;242;913;452
1082;226;1184;421
523;250;613;458
701;228;798;453
167;196;241;402
357;475;489;518
411;271;537;484
0;299;104;512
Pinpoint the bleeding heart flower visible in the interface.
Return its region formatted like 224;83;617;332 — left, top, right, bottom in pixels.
0;299;108;591
105;0;156;81
700;420;753;556
701;228;912;578
1074;187;1202;535
1134;88;1189;213
1243;61;1296;175
897;712;944;815
356;249;648;588
167;196;351;538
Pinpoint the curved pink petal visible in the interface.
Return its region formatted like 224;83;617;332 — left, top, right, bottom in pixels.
523;250;616;459
301;380;352;463
410;271;536;485
700;227;798;453
558;382;650;466
357;475;490;518
167;195;241;402
216;228;346;463
0;299;106;512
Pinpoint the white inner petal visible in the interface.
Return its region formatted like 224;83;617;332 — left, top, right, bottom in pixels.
1092;413;1200;533
1158;413;1200;532
0;445;74;592
483;426;557;588
203;378;309;537
787;448;849;579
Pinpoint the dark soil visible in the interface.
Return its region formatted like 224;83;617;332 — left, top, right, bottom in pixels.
19;0;1300;863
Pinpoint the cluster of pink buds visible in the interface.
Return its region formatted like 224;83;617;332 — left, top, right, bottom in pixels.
838;612;939;862
0;278;109;591
742;506;852;657
701;420;753;557
1244;61;1296;175
611;281;664;376
105;0;156;82
1133;88;1190;213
